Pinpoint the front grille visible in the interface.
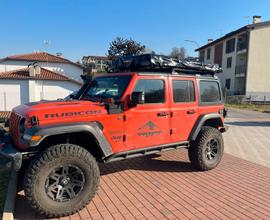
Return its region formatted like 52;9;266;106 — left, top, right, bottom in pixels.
9;112;24;147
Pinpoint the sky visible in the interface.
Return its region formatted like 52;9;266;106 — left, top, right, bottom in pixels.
1;0;270;62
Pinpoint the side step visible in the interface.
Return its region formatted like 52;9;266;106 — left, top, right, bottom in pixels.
104;141;189;163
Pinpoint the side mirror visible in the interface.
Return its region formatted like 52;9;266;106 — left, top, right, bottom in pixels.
131;92;145;105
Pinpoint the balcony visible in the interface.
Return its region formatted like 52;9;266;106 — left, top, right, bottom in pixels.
235;64;247;77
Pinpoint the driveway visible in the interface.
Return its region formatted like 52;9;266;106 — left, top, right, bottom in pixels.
224;108;270;167
14;108;270;220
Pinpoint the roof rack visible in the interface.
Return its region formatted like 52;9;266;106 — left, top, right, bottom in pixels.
108;54;222;76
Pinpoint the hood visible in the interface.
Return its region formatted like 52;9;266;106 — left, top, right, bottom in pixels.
12;100;107;124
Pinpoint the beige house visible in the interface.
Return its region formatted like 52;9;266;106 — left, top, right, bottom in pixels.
196;16;270;101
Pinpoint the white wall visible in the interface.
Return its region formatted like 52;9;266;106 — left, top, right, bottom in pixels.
0;60;83;83
0;80;29;111
218;37;237;95
0;79;80;111
35;80;80;100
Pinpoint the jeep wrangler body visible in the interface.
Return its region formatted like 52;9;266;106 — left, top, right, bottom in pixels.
0;55;227;217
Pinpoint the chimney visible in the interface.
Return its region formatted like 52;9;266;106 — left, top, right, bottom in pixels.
253;15;262;24
29;65;41;76
208;39;214;44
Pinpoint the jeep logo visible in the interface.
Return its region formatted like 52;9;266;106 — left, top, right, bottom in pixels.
45;110;102;119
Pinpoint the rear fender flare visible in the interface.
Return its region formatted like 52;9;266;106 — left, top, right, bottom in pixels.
189;113;224;141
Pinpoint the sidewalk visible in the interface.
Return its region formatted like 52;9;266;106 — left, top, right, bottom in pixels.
15;150;270;220
224;108;270;167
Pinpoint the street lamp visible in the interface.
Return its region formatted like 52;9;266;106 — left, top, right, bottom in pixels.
184;40;200;48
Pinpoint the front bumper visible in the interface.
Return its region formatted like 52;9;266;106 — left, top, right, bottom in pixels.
0;128;22;171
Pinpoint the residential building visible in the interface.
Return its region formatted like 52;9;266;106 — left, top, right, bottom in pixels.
0;52;84;110
82;55;111;73
196;16;270;101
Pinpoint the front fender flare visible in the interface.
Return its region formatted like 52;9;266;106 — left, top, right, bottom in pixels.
24;122;112;157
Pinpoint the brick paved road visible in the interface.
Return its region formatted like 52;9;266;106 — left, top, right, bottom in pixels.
224;108;270;167
14;108;270;219
15;150;270;220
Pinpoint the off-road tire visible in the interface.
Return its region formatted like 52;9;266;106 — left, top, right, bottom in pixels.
24;144;100;218
189;126;224;171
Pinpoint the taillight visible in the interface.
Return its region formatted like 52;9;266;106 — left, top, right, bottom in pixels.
219;108;228;118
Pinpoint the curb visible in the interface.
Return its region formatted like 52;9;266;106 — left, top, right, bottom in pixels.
2;170;17;220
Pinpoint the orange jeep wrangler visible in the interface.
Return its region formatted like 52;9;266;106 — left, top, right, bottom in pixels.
0;54;227;217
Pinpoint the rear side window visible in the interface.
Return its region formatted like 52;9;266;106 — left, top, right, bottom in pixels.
133;79;165;103
172;80;195;103
199;81;221;103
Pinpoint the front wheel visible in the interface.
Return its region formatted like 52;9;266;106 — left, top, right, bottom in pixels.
24;144;100;218
188;126;224;171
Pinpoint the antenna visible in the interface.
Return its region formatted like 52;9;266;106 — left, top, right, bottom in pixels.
43;40;51;67
244;16;251;25
43;40;51;51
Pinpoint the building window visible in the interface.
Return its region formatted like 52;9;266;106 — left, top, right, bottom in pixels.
226;38;235;53
214;43;223;66
227;57;232;68
199;50;205;62
207;48;211;60
237;33;248;51
172;80;195;103
133;79;165;104
225;79;231;90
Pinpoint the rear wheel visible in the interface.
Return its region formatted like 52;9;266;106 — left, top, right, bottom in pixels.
188;126;224;171
24;144;100;218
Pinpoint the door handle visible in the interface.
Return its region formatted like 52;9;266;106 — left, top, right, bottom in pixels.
187;110;196;114
157;112;169;117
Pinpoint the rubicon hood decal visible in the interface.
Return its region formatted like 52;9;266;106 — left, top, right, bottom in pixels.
45;110;102;119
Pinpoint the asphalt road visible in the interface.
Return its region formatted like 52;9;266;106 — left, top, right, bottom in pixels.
224;108;270;167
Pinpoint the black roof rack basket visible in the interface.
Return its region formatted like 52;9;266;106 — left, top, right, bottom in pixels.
108;54;222;76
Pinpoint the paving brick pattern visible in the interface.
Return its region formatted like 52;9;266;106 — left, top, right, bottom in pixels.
15;150;270;220
224;108;270;167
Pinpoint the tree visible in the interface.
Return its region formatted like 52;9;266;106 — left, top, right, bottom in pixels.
170;47;186;60
107;37;146;60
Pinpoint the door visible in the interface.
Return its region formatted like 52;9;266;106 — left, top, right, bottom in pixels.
170;77;198;142
124;77;171;149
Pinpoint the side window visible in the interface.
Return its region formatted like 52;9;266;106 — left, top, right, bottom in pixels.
200;81;221;103
172;80;195;103
133;79;165;104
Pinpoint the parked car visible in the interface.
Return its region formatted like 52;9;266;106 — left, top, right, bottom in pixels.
0;54;227;217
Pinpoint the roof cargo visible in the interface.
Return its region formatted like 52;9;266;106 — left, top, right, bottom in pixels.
109;54;222;75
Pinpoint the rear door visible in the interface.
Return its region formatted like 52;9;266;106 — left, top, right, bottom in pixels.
124;76;171;149
169;77;199;142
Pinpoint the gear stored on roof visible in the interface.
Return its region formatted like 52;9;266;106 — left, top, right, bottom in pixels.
108;54;222;76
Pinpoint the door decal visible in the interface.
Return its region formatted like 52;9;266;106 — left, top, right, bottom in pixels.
137;121;162;137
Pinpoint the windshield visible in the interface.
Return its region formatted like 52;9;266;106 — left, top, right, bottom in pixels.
81;75;131;101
